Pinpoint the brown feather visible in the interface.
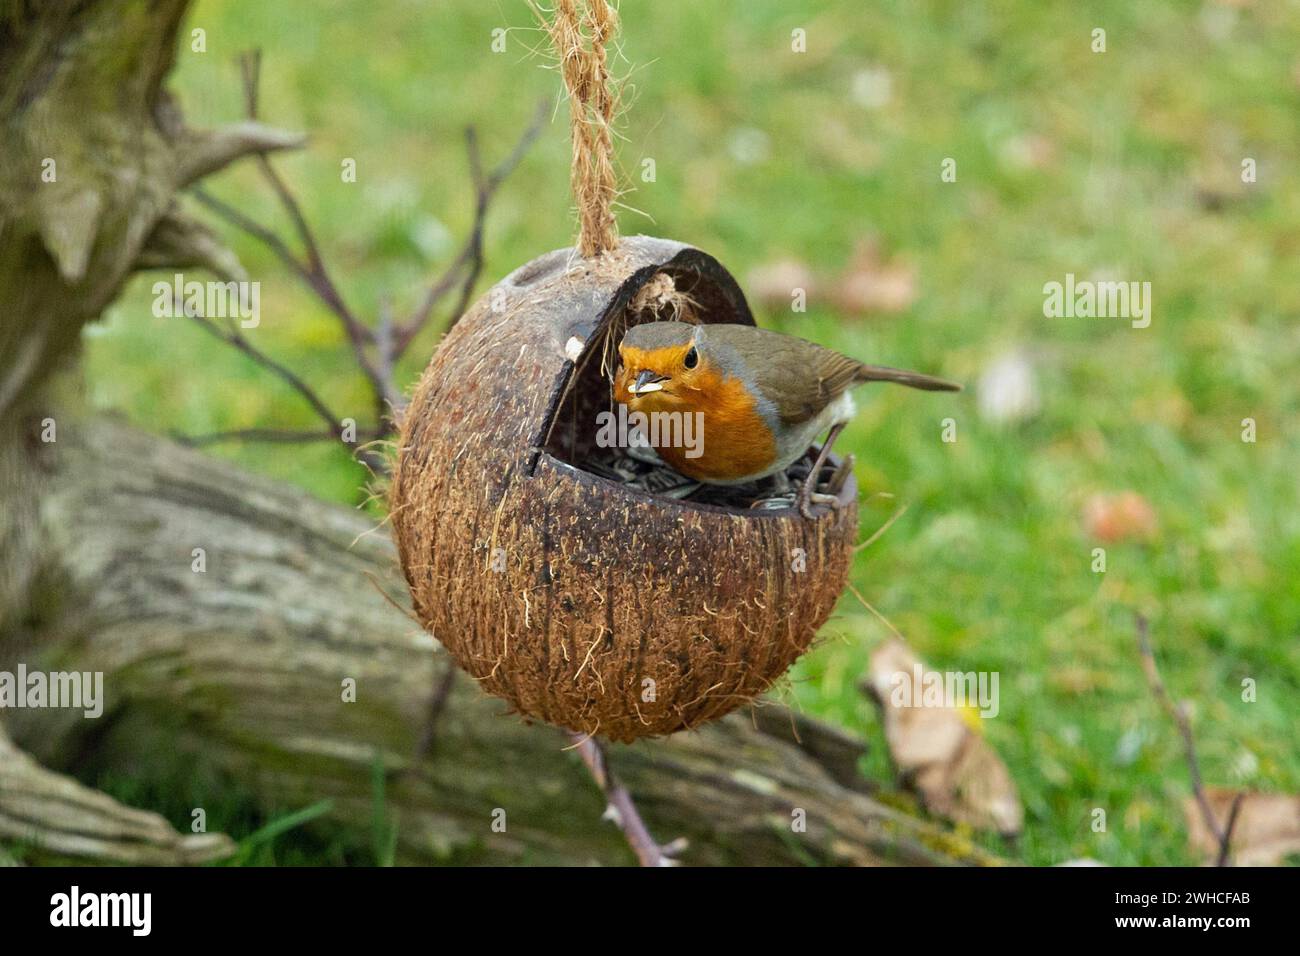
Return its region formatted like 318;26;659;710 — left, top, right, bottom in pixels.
703;325;958;427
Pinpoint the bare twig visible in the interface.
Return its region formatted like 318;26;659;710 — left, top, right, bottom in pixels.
1215;791;1246;867
183;312;385;471
413;663;459;760
1135;614;1237;866
569;733;686;867
374;296;406;427
393;99;548;353
178;427;374;447
183;54;541;462
186;313;343;434
239;48;262;120
189;187;316;288
235;52;394;418
233;50;363;341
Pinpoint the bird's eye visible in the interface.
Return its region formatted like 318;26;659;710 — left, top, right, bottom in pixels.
683;347;698;369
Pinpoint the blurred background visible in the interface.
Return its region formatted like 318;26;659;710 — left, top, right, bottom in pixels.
86;0;1299;865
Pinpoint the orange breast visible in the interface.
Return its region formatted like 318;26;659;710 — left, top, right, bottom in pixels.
642;368;778;483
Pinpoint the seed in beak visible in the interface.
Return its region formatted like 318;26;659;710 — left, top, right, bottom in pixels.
631;370;666;394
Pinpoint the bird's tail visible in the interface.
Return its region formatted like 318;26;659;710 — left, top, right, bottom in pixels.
855;364;962;392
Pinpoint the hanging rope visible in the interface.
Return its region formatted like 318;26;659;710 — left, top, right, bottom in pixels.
544;0;620;258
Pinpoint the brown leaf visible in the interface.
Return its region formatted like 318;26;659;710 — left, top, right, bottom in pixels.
1083;491;1158;543
746;258;819;311
1185;789;1300;866
831;238;917;315
862;638;1023;836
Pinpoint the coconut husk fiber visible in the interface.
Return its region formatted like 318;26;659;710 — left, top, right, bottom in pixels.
391;236;858;742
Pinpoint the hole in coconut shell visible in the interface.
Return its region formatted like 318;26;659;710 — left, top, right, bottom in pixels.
539;262;852;516
504;247;569;289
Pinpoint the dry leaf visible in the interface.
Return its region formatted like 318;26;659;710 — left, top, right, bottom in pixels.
1186;789;1300;866
832;238;917;315
746;258;819;311
748;238;916;317
1083;491;1158;543
862;638;1023;836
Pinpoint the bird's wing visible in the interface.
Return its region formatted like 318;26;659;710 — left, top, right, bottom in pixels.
710;326;860;426
710;325;959;427
769;348;865;425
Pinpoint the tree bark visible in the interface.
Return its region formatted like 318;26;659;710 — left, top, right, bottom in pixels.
0;0;1000;866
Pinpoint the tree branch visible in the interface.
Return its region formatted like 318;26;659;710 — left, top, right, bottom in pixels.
175;121;306;188
569;733;685;866
1215;791;1245;867
177;427;374;447
181;312;386;471
186;312;343;436
136;205;246;280
0;726;234;866
1135;614;1237;866
189;187;317;290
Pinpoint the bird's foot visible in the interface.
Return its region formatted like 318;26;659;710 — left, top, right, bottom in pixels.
798;488;842;520
796;421;847;519
825;453;855;498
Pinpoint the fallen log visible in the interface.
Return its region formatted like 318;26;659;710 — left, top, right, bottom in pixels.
1;418;999;866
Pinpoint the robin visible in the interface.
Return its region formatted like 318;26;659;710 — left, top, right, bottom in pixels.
613;321;960;517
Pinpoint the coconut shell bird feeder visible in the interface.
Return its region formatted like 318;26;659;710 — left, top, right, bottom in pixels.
390;5;857;743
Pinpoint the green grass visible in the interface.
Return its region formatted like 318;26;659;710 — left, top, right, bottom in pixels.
79;0;1300;866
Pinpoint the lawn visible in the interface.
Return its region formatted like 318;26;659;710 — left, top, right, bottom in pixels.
84;0;1300;865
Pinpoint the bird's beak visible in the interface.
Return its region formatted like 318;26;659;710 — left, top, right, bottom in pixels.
629;369;668;395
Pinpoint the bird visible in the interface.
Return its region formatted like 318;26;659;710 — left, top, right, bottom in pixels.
613;321;960;517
